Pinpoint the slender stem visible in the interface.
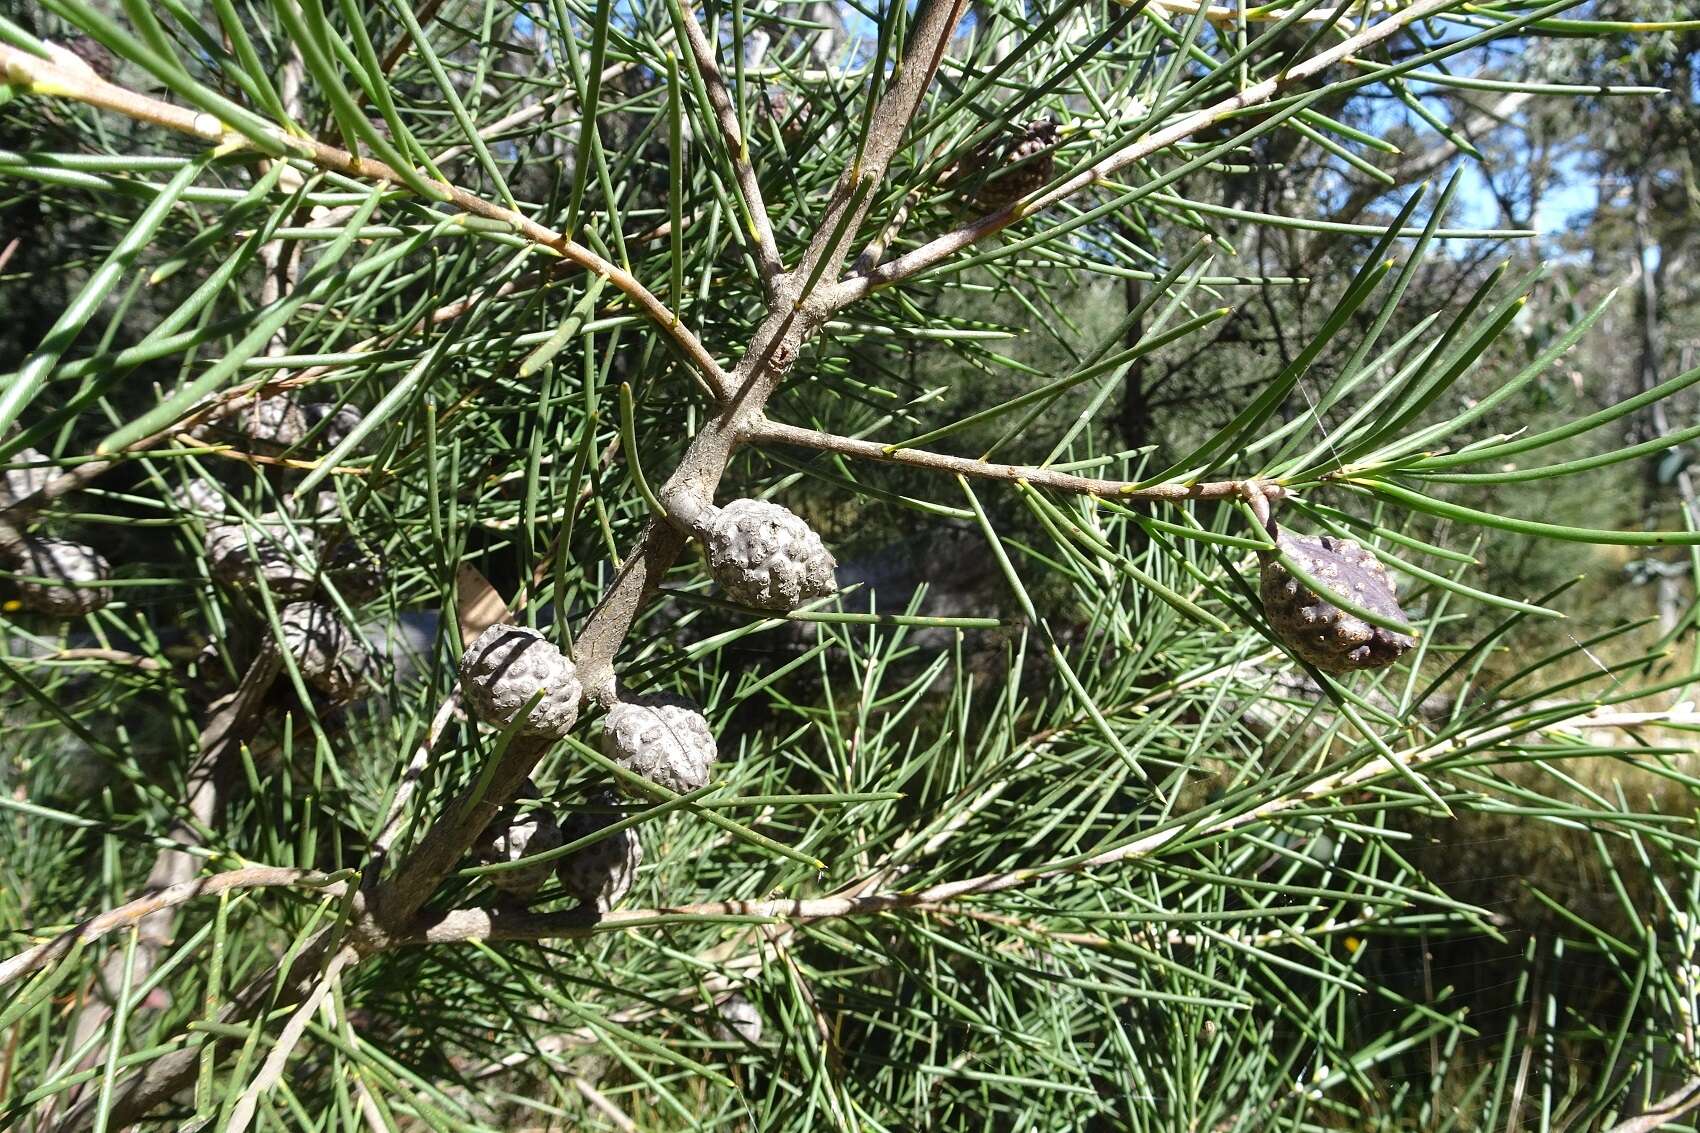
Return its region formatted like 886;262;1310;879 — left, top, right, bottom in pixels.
1607;1078;1700;1133
1148;0;1384;24
14;648;165;671
678;3;784;284
52;648;285;1101
751;416;1277;501
0;43;732;397
57;927;344;1132
370;0;974;935
573;1077;639;1132
372;693;462;857
223;948;357;1133
821;0;1458;307
0;866;345;988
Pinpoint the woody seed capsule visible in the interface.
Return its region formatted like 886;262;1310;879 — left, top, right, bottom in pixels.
11;536;109;616
0;447;51;511
600;691;716;795
1259;532;1414;674
195;395;308;452
558;790;642;911
946;118;1059;212
206;520;319;598
480;808;564;898
700;498;836;612
279;601;369;702
458;624;582;738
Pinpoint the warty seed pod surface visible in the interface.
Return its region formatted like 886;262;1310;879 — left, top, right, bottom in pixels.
457;624;582;738
302;402;365;451
173;476;230;521
1259;532;1415;674
0;448;51;511
320;537;385;602
480;808;565;898
279;601;370;702
11;536;109;616
205;521;319;597
558;791;642;912
195;395;308;452
950;118;1059;212
701;498;837;611
600;691;716;795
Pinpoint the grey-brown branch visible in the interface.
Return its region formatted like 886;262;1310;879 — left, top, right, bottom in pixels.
751;416;1283;502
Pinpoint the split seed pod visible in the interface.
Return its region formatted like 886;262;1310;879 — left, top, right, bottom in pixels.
480;807;564;898
946;118;1059;212
458;624;582;738
279;601;370;702
206;521;318;598
1259;533;1414;674
558;790;642;911
600;691;716;795
11;536;109;616
0;447;51;511
698;498;836;611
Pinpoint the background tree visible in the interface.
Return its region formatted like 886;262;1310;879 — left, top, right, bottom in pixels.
4;1;1700;1130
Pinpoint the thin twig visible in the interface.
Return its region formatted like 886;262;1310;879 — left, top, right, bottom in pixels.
751;416;1279;501
1606;1077;1700;1133
54;924;346;1131
0;42;732;397
14;648;164;671
404;703;1700;946
1147;0;1387;24
0;867;345;988
373;693;462;857
223;947;357;1133
49;648;284;1112
7;1;1008;1118
2;258;564;522
679;5;784;284
573;1077;639;1132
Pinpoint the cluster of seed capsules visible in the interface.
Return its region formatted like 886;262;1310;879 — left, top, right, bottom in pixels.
457;494;1420;905
188;395;381;703
4;398;1416;896
0;395;371;634
456;496;839;910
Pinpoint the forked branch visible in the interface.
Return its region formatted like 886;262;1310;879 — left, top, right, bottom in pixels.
823;0;1460;306
369;0;976;936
